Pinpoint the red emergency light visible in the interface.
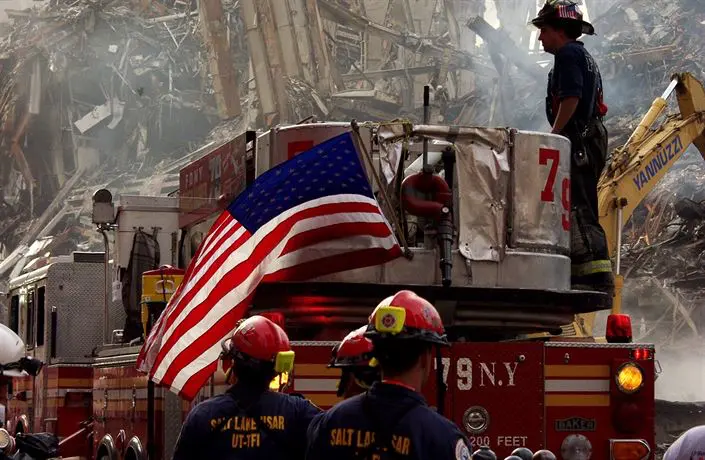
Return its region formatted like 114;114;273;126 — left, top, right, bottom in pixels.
630;348;653;360
606;314;633;343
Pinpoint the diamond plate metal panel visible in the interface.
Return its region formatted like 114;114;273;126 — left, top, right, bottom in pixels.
43;262;124;358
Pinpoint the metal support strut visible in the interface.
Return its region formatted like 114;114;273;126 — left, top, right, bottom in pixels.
612;197;628;315
438;147;456;287
422;85;431;174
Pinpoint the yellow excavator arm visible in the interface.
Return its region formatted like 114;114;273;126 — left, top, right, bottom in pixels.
573;72;705;337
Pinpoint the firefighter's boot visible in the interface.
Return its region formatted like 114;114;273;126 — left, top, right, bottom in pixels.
572;264;615;296
570;208;615;297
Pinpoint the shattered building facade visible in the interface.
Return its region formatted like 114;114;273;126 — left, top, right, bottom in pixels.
0;0;704;450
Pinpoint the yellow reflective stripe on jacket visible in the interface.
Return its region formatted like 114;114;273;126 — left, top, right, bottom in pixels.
571;260;612;276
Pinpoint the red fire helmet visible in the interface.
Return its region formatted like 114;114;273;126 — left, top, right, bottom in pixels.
329;325;375;368
221;315;295;374
365;290;448;346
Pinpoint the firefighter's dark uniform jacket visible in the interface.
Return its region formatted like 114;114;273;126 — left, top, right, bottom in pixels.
546;40;613;291
172;384;321;460
305;381;472;460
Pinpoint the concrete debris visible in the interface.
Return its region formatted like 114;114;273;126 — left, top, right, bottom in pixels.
0;0;290;259
590;0;705;147
655;399;705;456
619;150;705;348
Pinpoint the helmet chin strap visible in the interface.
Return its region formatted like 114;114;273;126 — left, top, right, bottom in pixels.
336;371;351;397
353;376;372;390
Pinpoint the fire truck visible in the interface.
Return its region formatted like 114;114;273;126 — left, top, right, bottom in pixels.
237;121;653;459
12;73;704;457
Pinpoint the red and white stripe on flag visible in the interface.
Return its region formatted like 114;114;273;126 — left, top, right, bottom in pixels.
136;194;402;400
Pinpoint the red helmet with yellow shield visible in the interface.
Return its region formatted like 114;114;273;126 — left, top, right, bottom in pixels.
221;315;295;391
329;326;380;398
364;290;448;346
364;290;449;413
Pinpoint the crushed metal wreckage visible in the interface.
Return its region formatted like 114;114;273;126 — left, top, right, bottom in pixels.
0;0;248;267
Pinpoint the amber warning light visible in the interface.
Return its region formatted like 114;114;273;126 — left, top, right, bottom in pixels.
615;363;644;394
606;314;633;343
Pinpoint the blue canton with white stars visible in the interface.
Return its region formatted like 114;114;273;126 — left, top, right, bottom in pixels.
228;132;374;233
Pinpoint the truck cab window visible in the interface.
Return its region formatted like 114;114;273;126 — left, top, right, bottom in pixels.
37;287;45;347
9;295;19;333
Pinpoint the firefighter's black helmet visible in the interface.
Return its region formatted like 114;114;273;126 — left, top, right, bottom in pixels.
472;446;497;460
530;0;595;36
511;447;534;460
532;450;557;460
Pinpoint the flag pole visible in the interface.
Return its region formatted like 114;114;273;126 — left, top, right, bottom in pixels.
350;120;413;260
147;379;155;460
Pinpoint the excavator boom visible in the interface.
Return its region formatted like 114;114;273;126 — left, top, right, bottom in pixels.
574;72;705;336
599;72;705;257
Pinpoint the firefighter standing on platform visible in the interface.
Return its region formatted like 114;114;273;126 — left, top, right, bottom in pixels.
328;325;381;399
172;315;321;460
531;0;615;295
306;290;472;460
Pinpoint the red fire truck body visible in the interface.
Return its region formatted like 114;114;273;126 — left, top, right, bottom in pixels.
5;252;112;458
1;121;656;460
414;341;654;455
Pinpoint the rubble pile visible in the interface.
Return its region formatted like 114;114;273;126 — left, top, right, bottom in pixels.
618;151;705;346
0;0;251;259
591;0;705;146
655;399;705;456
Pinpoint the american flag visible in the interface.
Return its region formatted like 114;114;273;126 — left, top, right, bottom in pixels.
556;3;580;19
136;132;403;399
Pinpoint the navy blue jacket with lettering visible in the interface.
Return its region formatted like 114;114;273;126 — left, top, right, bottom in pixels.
172;384;321;460
305;382;472;460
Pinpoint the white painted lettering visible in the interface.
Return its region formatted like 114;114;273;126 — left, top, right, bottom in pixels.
479;362;496;387
443;358;520;390
503;362;518;387
468;436;491;449
496;436;527;447
433;357;451;386
456;358;472;390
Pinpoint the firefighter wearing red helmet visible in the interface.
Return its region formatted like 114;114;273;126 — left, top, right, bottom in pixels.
329;325;381;399
172;315;321;460
306;290;472;460
530;0;614;296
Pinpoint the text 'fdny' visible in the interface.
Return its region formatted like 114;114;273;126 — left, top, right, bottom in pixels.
632;135;684;192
